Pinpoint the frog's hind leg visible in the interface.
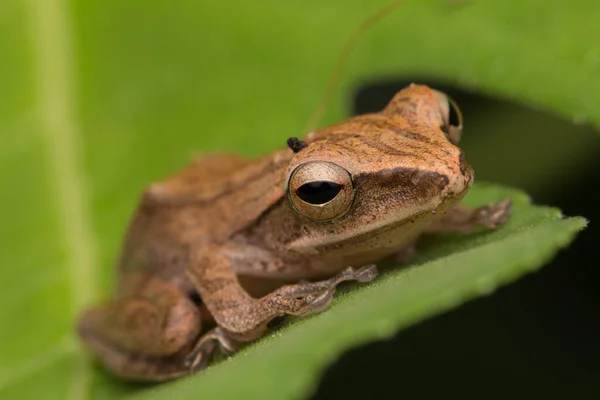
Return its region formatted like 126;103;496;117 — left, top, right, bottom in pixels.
77;277;207;381
79;324;202;382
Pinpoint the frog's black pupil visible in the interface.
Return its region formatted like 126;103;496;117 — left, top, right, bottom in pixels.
296;181;342;204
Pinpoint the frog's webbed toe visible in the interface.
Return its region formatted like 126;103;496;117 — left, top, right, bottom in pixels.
478;198;513;229
277;265;376;298
354;264;378;282
263;265;378;318
185;327;238;372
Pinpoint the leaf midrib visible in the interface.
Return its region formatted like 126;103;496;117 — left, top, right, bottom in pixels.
27;0;98;399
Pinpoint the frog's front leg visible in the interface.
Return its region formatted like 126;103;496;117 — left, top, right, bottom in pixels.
426;198;513;233
393;199;512;265
186;245;377;352
184;265;375;368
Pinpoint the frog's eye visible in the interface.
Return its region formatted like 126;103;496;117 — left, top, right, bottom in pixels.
433;90;463;145
288;161;354;222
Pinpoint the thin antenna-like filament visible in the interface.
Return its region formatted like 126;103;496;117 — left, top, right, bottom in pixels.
303;0;406;134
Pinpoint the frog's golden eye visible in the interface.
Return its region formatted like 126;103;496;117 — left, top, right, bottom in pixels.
288;161;354;222
433;90;463;145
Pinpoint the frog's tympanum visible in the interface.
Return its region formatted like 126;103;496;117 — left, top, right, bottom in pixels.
78;85;511;381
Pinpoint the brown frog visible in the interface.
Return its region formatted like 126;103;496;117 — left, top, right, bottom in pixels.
77;84;511;381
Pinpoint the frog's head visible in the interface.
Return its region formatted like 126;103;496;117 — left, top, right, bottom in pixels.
282;84;473;256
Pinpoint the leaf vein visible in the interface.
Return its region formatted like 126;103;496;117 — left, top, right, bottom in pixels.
28;0;98;399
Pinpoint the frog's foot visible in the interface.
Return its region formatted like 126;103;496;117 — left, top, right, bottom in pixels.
426;198;513;234
184;327;238;372
275;265;377;298
270;264;378;314
474;198;513;229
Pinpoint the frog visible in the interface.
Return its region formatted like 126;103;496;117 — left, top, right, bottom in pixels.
77;84;511;381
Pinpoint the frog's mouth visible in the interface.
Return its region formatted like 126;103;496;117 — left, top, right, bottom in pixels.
290;208;432;255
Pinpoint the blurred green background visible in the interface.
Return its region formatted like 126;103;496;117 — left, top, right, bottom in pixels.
0;0;598;398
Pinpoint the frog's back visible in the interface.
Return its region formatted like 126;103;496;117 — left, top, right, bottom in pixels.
116;152;289;292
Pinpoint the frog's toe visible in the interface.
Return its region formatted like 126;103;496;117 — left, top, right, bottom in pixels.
184;349;211;373
484;198;513;229
354;264;378;283
305;290;335;314
185;327;238;371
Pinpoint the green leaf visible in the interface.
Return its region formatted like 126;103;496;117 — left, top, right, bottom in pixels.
0;0;591;399
122;184;585;400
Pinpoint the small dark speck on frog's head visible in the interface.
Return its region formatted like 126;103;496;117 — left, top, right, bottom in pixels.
287;137;308;153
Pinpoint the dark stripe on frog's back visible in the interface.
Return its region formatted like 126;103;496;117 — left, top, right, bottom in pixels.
353;167;450;204
314;114;437;144
141;152;290;209
131;149;292;246
310;116;455;168
328;135;415;159
203;156;288;209
172;156;289;239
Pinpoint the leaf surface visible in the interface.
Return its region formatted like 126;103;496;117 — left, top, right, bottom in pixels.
0;0;592;399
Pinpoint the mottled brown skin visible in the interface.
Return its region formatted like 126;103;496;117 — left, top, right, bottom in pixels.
77;85;511;381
